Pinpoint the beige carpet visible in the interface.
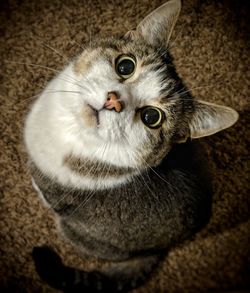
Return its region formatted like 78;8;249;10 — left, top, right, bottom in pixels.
0;0;249;292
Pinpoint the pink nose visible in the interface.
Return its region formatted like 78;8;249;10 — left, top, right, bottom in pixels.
104;92;123;113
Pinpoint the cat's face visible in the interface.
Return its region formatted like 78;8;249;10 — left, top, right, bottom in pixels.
71;36;186;168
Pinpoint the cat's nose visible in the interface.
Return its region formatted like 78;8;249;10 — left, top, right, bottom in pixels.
104;91;123;113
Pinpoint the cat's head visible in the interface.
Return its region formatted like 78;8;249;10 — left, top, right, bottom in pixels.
60;0;238;171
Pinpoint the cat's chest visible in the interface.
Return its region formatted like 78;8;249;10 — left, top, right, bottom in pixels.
80;188;168;228
63;178;169;224
33;161;210;252
69;187;174;250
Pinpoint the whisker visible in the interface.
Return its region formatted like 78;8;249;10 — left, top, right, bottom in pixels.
121;137;155;205
5;60;82;87
29;35;69;63
6;60;63;75
163;80;229;104
176;83;224;97
123;132;179;194
12;90;82;107
51;187;78;212
69;189;96;217
121;134;160;202
34;142;109;217
5;60;100;104
4;60;92;93
70;39;86;51
69;142;109;217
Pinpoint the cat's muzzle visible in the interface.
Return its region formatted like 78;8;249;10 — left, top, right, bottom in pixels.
104;91;123;113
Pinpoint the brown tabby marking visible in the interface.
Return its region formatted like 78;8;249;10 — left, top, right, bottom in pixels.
74;48;102;75
81;105;97;127
64;155;135;177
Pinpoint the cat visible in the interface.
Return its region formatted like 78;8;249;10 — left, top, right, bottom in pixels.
25;0;239;292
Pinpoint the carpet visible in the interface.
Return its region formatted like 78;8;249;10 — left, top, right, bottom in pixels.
0;0;249;292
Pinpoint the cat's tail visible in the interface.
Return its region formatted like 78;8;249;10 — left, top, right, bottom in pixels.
32;246;161;293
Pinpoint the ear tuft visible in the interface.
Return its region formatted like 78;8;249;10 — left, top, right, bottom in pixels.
189;100;239;139
135;0;181;47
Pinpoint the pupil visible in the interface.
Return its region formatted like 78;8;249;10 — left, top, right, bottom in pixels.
117;59;134;75
142;108;160;126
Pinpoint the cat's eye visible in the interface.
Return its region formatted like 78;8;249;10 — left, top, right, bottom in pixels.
115;55;136;79
140;107;164;129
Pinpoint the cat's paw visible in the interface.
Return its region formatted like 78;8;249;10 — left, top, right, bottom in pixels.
32;246;71;290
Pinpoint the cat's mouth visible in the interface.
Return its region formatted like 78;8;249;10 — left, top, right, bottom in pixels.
87;104;100;127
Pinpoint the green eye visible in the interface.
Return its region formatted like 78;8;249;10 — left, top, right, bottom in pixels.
115;55;136;79
140;107;164;128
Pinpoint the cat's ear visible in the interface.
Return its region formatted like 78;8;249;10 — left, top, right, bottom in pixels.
189;100;239;139
135;0;181;46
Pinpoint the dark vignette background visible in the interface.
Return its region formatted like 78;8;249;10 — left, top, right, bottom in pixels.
0;0;249;292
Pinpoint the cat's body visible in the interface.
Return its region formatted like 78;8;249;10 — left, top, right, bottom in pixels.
30;141;211;261
25;0;238;292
